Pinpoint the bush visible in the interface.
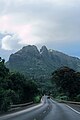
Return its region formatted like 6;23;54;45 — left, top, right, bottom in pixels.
60;96;68;100
75;94;80;102
34;96;41;103
0;57;41;112
55;93;69;101
0;89;11;112
1;97;11;112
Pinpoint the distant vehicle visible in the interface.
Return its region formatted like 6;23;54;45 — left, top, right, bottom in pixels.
47;96;50;99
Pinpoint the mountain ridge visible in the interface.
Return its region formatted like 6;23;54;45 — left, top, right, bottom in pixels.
6;45;80;81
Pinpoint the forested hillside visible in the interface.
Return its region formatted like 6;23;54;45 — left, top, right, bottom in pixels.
0;56;80;113
6;45;80;82
0;57;40;112
51;66;80;101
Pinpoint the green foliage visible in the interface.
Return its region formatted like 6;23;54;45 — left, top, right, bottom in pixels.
56;95;69;101
6;45;80;87
0;89;11;112
0;57;40;112
0;61;9;78
51;66;80;100
34;96;41;103
6;45;80;97
75;94;80;102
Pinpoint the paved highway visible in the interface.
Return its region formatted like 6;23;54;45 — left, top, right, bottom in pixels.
0;96;80;120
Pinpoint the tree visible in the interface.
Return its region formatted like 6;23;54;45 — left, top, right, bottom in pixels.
0;57;40;112
51;66;80;100
9;72;39;103
0;58;9;78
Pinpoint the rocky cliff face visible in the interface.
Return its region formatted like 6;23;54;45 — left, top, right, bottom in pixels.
6;45;80;80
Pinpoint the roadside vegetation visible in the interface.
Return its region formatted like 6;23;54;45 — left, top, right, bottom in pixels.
0;56;80;113
0;57;40;112
51;66;80;102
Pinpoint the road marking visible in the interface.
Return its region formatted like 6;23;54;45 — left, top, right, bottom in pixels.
0;102;44;119
66;105;80;115
43;111;46;114
51;98;80;115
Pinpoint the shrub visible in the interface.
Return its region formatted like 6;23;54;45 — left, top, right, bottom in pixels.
34;96;41;103
75;94;80;102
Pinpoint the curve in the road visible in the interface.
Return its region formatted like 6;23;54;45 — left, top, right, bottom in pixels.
0;96;80;120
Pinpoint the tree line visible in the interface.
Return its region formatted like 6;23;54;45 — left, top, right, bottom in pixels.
51;66;80;101
0;56;80;112
0;57;40;112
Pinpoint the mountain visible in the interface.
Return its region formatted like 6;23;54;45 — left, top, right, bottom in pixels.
6;45;80;81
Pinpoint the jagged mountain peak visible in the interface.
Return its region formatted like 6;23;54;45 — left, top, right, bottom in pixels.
40;45;48;51
15;45;40;56
22;45;39;52
22;45;37;50
40;45;48;55
6;45;80;80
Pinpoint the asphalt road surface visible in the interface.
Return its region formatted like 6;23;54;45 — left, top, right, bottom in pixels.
0;96;80;120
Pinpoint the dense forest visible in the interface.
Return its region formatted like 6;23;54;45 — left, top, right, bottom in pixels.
51;66;80;101
7;45;80;82
0;56;80;113
0;57;40;112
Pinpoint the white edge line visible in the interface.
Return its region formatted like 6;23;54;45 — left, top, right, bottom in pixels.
66;105;80;115
0;101;44;119
51;98;80;115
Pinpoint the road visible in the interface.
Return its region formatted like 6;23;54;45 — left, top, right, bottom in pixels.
0;96;80;120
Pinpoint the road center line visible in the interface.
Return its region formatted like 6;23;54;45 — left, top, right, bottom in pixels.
66;105;80;115
43;111;46;113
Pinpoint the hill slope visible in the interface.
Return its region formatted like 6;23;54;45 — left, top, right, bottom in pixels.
6;45;80;80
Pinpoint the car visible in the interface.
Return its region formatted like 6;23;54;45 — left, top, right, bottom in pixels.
47;96;50;99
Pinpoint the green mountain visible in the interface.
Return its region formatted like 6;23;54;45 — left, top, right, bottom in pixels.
6;45;80;81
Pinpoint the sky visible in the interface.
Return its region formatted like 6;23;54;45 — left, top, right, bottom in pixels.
0;0;80;61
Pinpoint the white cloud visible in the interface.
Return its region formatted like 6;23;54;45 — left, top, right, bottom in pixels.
1;34;21;50
1;35;12;50
0;0;80;52
2;0;80;7
0;0;80;61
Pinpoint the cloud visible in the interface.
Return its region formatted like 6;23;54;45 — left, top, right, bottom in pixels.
1;35;11;50
0;0;80;58
1;34;22;50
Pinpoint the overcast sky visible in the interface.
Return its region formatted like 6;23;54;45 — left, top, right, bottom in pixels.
0;0;80;61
